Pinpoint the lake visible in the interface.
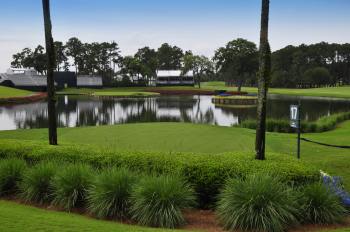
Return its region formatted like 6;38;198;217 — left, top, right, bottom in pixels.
0;94;350;130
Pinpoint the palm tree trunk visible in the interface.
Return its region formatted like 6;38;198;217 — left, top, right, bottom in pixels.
42;0;57;145
255;0;271;160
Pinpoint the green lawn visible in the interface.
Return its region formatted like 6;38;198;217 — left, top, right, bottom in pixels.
0;86;33;98
202;82;350;99
93;91;160;97
1;122;350;189
57;83;350;99
1;122;350;231
0;200;183;232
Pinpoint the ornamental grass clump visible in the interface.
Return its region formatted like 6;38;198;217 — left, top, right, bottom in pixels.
20;161;57;204
88;168;136;219
217;174;299;232
51;163;93;211
130;175;196;228
299;183;346;224
0;158;27;196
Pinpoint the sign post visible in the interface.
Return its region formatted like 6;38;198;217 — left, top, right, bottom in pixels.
290;102;301;159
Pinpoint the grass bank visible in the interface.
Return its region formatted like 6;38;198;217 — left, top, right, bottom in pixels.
57;83;350;99
202;82;350;99
0;86;33;98
0;200;180;232
0;122;349;190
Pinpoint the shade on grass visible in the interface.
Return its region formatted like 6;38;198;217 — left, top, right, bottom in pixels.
0;200;184;232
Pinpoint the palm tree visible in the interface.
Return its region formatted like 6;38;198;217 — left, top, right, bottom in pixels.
255;0;271;160
42;0;57;145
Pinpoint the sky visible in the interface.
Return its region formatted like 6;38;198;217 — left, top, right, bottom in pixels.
0;0;350;72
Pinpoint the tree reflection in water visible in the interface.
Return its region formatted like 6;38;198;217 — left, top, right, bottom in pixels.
0;95;350;130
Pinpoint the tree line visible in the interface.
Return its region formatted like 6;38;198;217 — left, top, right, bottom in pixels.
11;38;350;88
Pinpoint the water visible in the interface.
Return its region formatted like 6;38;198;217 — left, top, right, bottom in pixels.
0;95;350;130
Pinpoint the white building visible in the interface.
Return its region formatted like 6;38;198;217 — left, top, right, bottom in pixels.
156;70;194;86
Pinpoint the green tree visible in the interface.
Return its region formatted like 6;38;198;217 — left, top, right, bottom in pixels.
54;41;68;71
135;47;158;82
157;43;183;70
214;38;258;91
65;37;83;74
255;0;271;160
42;0;57;145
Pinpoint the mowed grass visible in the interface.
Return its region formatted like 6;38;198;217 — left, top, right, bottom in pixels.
202;82;350;99
58;82;350;99
1;122;350;190
93;91;160;97
0;200;183;232
0;86;33;98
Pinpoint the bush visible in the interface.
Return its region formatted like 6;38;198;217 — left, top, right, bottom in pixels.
217;174;299;232
299;183;346;224
0;139;319;207
130;175;196;228
240;111;350;133
0;158;27;196
51;163;93;211
20;161;57;204
88;168;136;219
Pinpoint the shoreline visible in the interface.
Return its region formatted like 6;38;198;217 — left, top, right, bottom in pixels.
0;92;47;105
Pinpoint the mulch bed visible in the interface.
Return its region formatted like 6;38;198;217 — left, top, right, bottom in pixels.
0;92;47;105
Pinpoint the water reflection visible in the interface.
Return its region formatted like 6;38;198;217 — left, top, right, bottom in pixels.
0;95;349;130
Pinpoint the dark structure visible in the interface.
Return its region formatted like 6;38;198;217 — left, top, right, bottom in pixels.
54;72;77;89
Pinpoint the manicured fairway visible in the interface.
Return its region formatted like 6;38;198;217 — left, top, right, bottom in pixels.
0;200;182;232
1;122;350;189
202;82;350;99
0;86;33;98
93;91;160;97
57;83;350;99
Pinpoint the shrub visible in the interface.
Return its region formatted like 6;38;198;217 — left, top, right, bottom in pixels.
20;161;57;204
240;111;350;133
0;158;27;196
299;183;346;224
51;163;93;211
88;168;136;219
130;175;196;228
217;174;299;232
0;139;319;207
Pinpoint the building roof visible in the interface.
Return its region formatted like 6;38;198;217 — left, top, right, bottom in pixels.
156;70;193;77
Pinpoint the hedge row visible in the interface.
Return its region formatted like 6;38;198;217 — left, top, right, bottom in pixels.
0;139;319;207
241;111;350;133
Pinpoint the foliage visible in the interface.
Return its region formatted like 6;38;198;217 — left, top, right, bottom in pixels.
20;161;57;204
0;158;27;196
304;67;332;87
214;38;258;90
88;168;136;219
51;163;93;210
241;111;350;133
0;139;319;207
217;174;299;232
299;183;346;224
157;43;184;70
130;175;196;228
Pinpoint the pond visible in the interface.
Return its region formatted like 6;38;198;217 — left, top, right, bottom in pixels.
0;94;350;130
